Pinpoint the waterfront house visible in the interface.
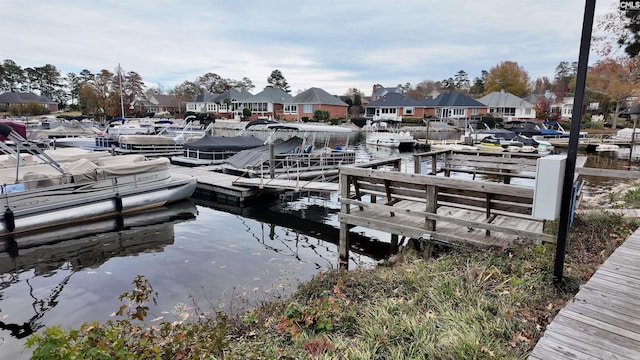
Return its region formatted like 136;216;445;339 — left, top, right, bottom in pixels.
363;91;487;123
133;94;181;116
250;87;295;119
477;90;536;120
0;91;58;112
364;92;427;121
281;87;349;121
186;88;255;119
427;92;488;121
370;84;403;101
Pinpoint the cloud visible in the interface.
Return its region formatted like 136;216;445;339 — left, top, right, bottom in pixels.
0;0;617;96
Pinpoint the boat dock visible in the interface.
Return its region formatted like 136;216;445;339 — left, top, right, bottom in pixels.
528;227;640;359
170;165;272;203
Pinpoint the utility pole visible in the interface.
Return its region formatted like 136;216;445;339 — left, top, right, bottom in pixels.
553;0;596;283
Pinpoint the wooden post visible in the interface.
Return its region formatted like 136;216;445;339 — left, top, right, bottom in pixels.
338;172;350;269
269;141;275;179
413;153;421;174
431;153;437;175
390;234;399;254
425;184;437;231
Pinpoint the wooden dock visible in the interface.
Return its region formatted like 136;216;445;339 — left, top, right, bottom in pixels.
170;165;274;203
528;227;640;359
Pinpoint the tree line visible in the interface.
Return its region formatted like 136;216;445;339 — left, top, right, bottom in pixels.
0;62;293;118
1;1;638;122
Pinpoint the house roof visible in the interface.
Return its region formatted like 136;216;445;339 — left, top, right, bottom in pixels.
252;87;295;103
293;87;347;106
366;92;422;107
477;91;534;108
372;86;401;98
424;92;486;107
192;88;255;103
0;91;55;104
151;94;179;107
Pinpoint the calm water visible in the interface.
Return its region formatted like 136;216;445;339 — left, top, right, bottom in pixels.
0;134;635;359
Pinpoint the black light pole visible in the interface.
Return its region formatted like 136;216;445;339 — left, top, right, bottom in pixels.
553;0;596;283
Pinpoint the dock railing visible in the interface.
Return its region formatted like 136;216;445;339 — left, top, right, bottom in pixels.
338;156;554;268
413;149;542;183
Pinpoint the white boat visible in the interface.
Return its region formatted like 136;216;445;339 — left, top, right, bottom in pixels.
0;121;197;236
366;131;417;149
365;119;416;149
112;117;206;156
595;144;620;152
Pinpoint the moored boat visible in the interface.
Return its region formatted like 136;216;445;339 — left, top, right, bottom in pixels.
0;122;197;236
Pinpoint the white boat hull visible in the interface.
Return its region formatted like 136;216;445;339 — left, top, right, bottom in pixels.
0;170;196;236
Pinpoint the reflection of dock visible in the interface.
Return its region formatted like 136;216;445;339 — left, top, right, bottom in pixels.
0;200;197;274
192;197;391;261
0;200;197;340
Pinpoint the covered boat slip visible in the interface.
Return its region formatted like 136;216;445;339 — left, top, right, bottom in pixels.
172;134;265;166
221;136;356;178
114;134;191;156
337;156;556;268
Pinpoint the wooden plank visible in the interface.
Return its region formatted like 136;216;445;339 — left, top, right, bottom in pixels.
582;276;640;302
550;314;640;356
536;329;627;360
529;332;611;360
574;288;640;318
576;167;640;179
339;199;553;243
339;166;534;198
563;299;640;331
232;177;339;192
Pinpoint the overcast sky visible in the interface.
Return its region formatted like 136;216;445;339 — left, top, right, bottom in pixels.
1;0;616;96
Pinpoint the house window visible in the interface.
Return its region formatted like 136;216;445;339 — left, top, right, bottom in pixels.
381;108;397;114
470;108;479;115
525;108;532;115
284;104;298;114
404;107;414;115
206;103;217;112
503;108;516;116
452;108;465;116
302;104;314;113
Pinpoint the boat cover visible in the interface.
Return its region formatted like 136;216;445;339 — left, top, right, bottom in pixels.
20;156;170;188
118;135;179;145
45;148;111;162
224;136;303;169
183;135;264;152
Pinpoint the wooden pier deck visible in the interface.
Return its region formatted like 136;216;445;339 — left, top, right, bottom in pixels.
170;165;273;203
528;227;640;359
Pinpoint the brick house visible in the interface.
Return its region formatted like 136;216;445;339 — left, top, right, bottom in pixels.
0;91;58;112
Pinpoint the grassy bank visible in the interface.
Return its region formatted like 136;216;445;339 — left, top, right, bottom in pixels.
26;210;639;359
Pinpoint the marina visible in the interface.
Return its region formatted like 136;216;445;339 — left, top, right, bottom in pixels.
1;121;640;359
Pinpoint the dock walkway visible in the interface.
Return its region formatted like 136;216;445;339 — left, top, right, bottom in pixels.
528;227;640;359
170;165;269;203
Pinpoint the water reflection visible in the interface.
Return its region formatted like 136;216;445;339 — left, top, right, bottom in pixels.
0;201;197;357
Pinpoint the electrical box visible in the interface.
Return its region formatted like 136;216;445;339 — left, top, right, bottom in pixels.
532;155;566;220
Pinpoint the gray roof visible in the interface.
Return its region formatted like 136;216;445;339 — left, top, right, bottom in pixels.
252;87;295;103
192;88;255;103
152;94;179;107
423;92;486;107
0;91;55;104
477;91;534;108
366;93;422;107
293;87;347;106
372;86;401;97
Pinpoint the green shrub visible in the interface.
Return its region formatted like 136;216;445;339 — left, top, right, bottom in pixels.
313;110;330;122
